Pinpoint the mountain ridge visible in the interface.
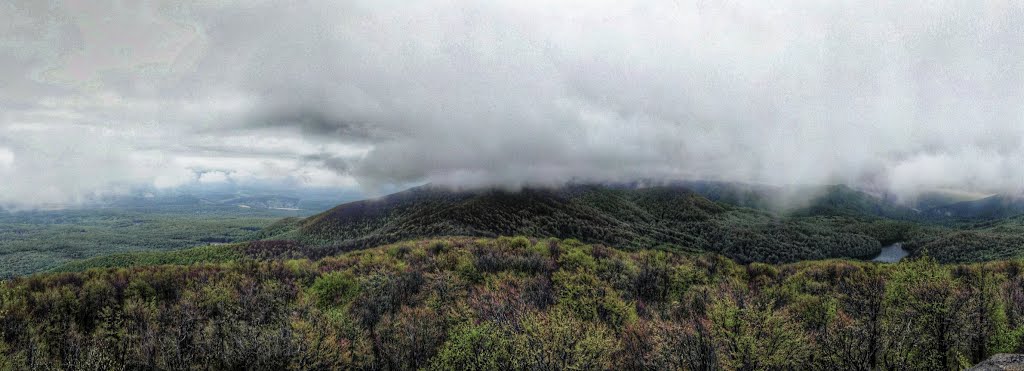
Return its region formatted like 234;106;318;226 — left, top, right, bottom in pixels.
259;183;901;263
924;194;1024;220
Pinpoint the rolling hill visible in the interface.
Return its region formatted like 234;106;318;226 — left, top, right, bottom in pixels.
257;184;898;263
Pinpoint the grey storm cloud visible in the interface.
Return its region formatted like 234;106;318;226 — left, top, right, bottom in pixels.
2;0;1024;207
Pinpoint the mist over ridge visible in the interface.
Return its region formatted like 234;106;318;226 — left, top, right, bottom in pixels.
3;1;1024;208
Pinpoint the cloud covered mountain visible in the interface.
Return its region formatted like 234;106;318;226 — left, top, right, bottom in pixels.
3;1;1024;208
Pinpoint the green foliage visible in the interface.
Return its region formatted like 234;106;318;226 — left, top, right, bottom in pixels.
308;271;359;308
512;310;619;370
3;236;1024;369
429;323;514;370
708;293;811;369
557;243;598;272
553;269;636;330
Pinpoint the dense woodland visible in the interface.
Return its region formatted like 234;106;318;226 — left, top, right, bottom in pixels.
3;236;1024;370
902;216;1024;263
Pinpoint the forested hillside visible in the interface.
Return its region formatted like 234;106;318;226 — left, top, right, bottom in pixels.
903;215;1024;262
3;237;1023;370
262;185;913;263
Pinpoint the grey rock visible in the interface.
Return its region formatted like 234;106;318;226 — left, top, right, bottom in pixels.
970;354;1024;371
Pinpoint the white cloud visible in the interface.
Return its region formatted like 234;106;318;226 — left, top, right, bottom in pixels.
2;0;1024;208
0;147;13;168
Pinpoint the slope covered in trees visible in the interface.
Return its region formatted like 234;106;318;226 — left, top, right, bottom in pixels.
261;184;908;263
903;215;1024;263
3;236;1023;370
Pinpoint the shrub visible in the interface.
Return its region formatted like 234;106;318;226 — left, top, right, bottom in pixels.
429;323;514;370
309;271;359;308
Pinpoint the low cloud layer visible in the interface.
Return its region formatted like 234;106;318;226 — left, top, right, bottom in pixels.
2;0;1024;207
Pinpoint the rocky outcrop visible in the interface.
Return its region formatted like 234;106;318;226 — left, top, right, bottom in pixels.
970;354;1024;371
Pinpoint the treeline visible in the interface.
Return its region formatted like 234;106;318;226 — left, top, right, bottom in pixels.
3;236;1024;370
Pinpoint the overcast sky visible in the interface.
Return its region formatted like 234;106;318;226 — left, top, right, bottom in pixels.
2;0;1023;207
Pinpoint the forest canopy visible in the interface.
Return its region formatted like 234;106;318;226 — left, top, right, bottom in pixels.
3;236;1023;370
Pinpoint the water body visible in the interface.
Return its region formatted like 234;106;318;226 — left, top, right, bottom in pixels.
871;242;908;263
